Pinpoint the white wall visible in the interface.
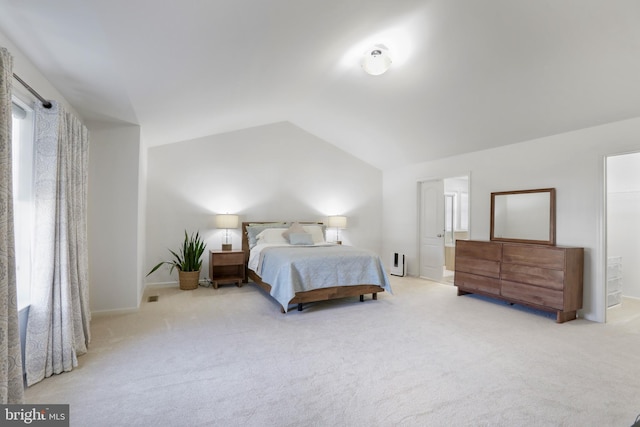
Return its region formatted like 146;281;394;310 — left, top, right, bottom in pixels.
87;122;142;312
383;116;640;323
607;152;640;299
145;121;383;285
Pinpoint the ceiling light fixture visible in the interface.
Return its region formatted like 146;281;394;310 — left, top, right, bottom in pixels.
362;44;392;76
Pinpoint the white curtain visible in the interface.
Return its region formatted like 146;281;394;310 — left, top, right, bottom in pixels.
0;47;24;403
25;100;90;386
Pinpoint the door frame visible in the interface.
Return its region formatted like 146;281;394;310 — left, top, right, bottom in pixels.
603;150;640;322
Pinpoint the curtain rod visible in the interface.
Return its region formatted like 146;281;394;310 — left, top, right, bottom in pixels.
12;73;52;109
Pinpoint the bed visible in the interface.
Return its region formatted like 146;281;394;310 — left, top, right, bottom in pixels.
242;221;391;312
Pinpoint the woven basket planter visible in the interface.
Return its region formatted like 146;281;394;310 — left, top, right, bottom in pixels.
178;270;200;290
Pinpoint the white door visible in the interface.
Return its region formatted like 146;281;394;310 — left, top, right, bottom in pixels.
420;180;445;281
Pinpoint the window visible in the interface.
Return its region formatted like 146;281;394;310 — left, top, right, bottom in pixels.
11;97;35;310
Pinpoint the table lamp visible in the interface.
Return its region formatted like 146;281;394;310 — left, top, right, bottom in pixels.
215;214;239;250
328;215;347;244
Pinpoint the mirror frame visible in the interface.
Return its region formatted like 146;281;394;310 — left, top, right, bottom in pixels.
490;188;556;245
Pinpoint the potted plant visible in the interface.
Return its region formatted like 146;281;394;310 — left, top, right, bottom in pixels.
147;230;206;290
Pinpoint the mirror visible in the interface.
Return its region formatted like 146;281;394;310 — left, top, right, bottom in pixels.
491;188;556;245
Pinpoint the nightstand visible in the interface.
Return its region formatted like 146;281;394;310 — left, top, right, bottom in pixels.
209;250;245;289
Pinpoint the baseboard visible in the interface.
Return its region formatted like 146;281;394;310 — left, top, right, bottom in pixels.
91;306;139;317
145;281;179;289
144;279;212;291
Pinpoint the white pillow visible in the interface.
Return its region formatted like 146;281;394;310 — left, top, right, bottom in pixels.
302;225;325;244
256;228;289;244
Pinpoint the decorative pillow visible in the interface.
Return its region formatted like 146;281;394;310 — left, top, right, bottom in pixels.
302;224;326;244
256;228;289;244
282;222;305;241
289;232;314;245
246;223;288;248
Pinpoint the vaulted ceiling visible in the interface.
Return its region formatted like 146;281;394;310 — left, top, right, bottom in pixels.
1;0;639;170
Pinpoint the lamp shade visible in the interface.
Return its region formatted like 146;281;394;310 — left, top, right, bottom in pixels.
215;214;239;229
328;215;347;229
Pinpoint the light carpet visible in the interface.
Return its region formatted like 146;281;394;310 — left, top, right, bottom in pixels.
24;276;640;426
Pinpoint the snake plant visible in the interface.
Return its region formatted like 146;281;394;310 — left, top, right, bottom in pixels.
146;230;206;276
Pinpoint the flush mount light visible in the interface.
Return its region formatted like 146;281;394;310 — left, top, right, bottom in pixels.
361;44;392;76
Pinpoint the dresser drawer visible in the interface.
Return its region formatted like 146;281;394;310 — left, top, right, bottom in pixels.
501;280;563;310
211;252;244;266
501;263;564;290
502;244;565;269
456;240;502;261
456;258;501;278
455;272;501;296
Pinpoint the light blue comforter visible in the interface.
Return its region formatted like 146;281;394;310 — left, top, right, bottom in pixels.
256;245;392;311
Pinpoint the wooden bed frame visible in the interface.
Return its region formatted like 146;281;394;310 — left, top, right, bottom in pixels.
242;222;385;313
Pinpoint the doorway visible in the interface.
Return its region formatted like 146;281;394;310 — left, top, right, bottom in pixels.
419;175;469;283
606;152;640;323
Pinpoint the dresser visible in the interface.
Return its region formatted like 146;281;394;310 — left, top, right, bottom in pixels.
454;240;584;323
